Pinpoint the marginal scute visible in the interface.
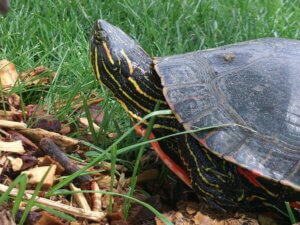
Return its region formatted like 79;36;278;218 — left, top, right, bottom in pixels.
155;52;215;87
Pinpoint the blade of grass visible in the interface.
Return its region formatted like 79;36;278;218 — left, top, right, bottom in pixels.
124;103;159;218
19;166;53;225
46;109;172;197
0;173;27;204
81;123;254;159
12;174;28;218
82;95;99;146
45;48;69;115
108;144;117;213
285;202;297;224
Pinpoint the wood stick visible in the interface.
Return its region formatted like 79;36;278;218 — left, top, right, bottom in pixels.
39;138;92;187
0;120;27;129
0;184;105;221
91;181;102;212
69;183;91;211
19;128;79;148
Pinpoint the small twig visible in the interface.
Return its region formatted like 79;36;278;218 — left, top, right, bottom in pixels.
72;98;103;111
0;120;27;129
39;138;92;187
91;181;102;212
8;130;39;150
0;127;11;137
0;183;105;221
69;183;91;211
19;128;79;148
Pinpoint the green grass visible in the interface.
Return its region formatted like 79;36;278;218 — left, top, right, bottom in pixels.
0;0;299;223
0;0;299;137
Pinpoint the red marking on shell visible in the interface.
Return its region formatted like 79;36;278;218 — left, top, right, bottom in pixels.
290;201;300;209
280;179;297;190
135;125;192;188
237;166;262;188
223;155;237;163
198;138;208;148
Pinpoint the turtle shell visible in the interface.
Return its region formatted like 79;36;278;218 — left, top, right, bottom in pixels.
154;38;300;191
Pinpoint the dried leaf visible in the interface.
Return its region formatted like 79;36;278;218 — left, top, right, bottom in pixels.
97;175;116;189
185;202;197;215
0;60;18;90
7;94;21;110
34;116;61;133
20;66;55;86
193;212;218;225
59;125;71;135
88;104;104;125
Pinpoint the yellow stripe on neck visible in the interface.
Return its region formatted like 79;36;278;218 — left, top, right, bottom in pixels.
128;77;165;103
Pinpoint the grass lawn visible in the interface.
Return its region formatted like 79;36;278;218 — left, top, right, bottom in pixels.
0;0;299;134
0;0;299;224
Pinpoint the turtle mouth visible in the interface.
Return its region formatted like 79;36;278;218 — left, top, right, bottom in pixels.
92;20;110;44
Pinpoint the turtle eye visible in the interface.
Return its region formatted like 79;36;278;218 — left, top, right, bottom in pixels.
92;23;101;43
93;21;109;44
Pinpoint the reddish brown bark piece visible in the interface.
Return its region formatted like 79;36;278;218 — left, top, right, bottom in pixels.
39;138;92;187
16;211;65;225
20;155;37;171
34;116;61;133
7;130;39;151
0;0;9;15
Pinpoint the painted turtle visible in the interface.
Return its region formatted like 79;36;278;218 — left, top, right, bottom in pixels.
90;20;300;218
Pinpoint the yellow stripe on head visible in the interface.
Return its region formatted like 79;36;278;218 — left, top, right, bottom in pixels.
103;42;114;65
102;59;120;87
94;48;101;81
121;49;134;75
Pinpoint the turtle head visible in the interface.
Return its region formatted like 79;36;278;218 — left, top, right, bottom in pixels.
91;20;153;91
